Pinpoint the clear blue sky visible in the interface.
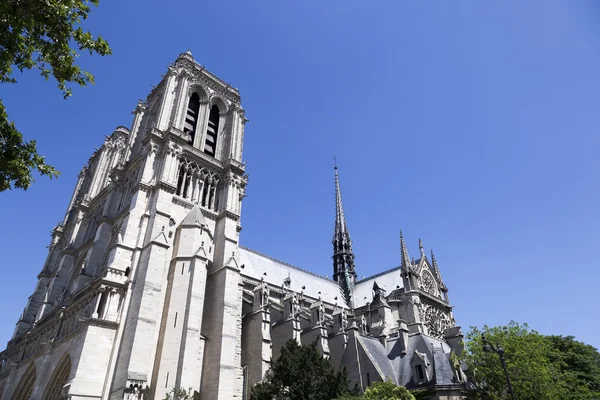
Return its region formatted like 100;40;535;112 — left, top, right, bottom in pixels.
1;1;599;350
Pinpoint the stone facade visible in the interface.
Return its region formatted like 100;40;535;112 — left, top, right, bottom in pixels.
0;53;472;400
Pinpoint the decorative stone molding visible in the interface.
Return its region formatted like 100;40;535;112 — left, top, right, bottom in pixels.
142;139;161;156
174;57;241;104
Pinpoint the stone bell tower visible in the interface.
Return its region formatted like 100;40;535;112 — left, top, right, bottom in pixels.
120;50;250;400
0;51;249;400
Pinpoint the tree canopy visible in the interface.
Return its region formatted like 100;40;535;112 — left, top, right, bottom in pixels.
0;0;111;191
251;340;357;400
546;335;600;399
464;321;600;400
362;380;415;400
336;380;416;400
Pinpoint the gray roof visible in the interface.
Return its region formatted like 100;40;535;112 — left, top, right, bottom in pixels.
238;247;345;306
237;246;407;308
358;336;399;385
394;334;455;388
341;331;460;390
433;347;456;385
353;267;403;308
181;205;207;227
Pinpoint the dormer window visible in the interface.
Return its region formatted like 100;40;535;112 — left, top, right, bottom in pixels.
415;364;425;381
204;105;219;157
411;350;430;384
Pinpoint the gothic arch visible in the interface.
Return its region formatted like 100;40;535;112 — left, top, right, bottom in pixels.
12;363;36;400
188;83;209;103
43;353;72;400
209;96;229;115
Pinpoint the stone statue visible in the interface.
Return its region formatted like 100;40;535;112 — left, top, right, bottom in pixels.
360;314;368;335
291;293;300;317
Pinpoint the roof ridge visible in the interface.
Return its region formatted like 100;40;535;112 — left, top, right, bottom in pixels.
238;245;331;280
356;265;401;284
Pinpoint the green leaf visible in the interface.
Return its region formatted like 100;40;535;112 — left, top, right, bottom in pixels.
464;322;600;400
0;0;112;192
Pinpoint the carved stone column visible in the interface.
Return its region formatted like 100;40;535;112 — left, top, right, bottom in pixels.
156;67;178;131
125;100;147;161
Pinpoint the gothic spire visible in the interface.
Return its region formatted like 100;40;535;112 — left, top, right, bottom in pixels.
332;161;356;307
334;162;348;241
430;249;447;291
400;230;411;269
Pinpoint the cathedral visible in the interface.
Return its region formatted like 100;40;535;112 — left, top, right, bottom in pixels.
0;53;472;400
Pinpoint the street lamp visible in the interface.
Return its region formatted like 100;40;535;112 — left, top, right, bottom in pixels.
482;335;517;400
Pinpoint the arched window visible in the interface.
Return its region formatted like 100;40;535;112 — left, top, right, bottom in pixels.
204;105;219;157
13;363;36;400
43;354;72;400
184;93;201;145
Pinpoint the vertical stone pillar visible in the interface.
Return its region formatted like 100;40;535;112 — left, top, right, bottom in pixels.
125;101;146;161
140;140;160;185
152;206;211;400
301;300;330;357
243;282;272;387
271;291;302;361
171;71;191;131
157;67;178;131
200;210;244;400
400;292;425;334
398;320;410;356
62;168;87;225
231;106;246;162
89;147;108;198
329;308;348;369
193;100;210;150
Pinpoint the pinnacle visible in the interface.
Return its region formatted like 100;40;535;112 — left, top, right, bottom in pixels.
400;230;411;269
334;165;349;240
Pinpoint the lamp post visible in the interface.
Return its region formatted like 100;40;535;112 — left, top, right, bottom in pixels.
482;335;517;400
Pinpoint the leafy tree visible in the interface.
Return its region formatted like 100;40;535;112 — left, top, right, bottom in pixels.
362;380;415;400
335;395;363;400
336;380;415;400
0;0;111;191
251;340;357;400
464;321;600;400
546;335;600;400
464;322;560;400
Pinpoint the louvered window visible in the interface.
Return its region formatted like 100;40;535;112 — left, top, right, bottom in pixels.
204;105;219;157
184;93;200;145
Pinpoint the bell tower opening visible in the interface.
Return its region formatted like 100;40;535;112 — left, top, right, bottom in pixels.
184;92;200;145
204;104;219;157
